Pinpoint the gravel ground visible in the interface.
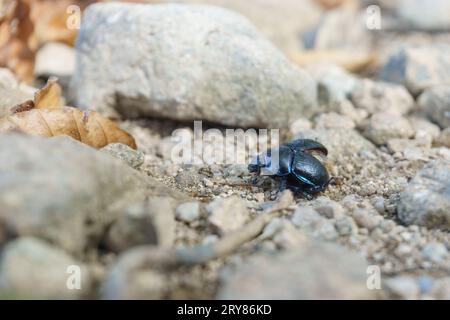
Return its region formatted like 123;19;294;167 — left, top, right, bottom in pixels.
1;0;450;300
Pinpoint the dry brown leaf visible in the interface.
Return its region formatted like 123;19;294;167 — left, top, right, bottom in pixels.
34;76;63;109
30;0;97;46
0;106;137;149
10;76;62;113
0;0;36;82
1;0;160;81
289;49;378;73
2;77;137;149
0;0;99;82
29;0;149;46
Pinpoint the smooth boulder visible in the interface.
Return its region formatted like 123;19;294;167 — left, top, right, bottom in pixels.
71;3;317;128
0;134;184;256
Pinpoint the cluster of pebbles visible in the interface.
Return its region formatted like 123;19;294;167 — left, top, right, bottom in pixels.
1;1;450;299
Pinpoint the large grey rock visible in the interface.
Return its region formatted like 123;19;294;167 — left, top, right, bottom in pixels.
0;237;91;299
217;242;374;299
0;134;184;256
417;85;450;129
397;160;450;229
380;45;450;95
71;3;317;128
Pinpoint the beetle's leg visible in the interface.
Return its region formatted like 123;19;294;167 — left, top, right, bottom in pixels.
284;181;305;198
326;177;334;186
278;177;287;192
251;175;267;188
301;191;314;200
288;182;315;200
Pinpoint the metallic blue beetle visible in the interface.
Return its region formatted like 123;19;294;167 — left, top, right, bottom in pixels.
248;139;332;199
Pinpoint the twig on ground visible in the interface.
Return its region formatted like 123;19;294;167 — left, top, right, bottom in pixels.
117;190;295;272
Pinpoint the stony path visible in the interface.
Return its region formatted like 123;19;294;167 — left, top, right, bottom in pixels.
1;1;450;300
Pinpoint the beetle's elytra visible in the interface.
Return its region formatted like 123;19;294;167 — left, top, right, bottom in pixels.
248;139;332;199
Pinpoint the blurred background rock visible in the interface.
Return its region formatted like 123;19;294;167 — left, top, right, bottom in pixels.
1;0;450;300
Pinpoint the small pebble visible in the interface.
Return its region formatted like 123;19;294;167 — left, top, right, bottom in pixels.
176;201;201;223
